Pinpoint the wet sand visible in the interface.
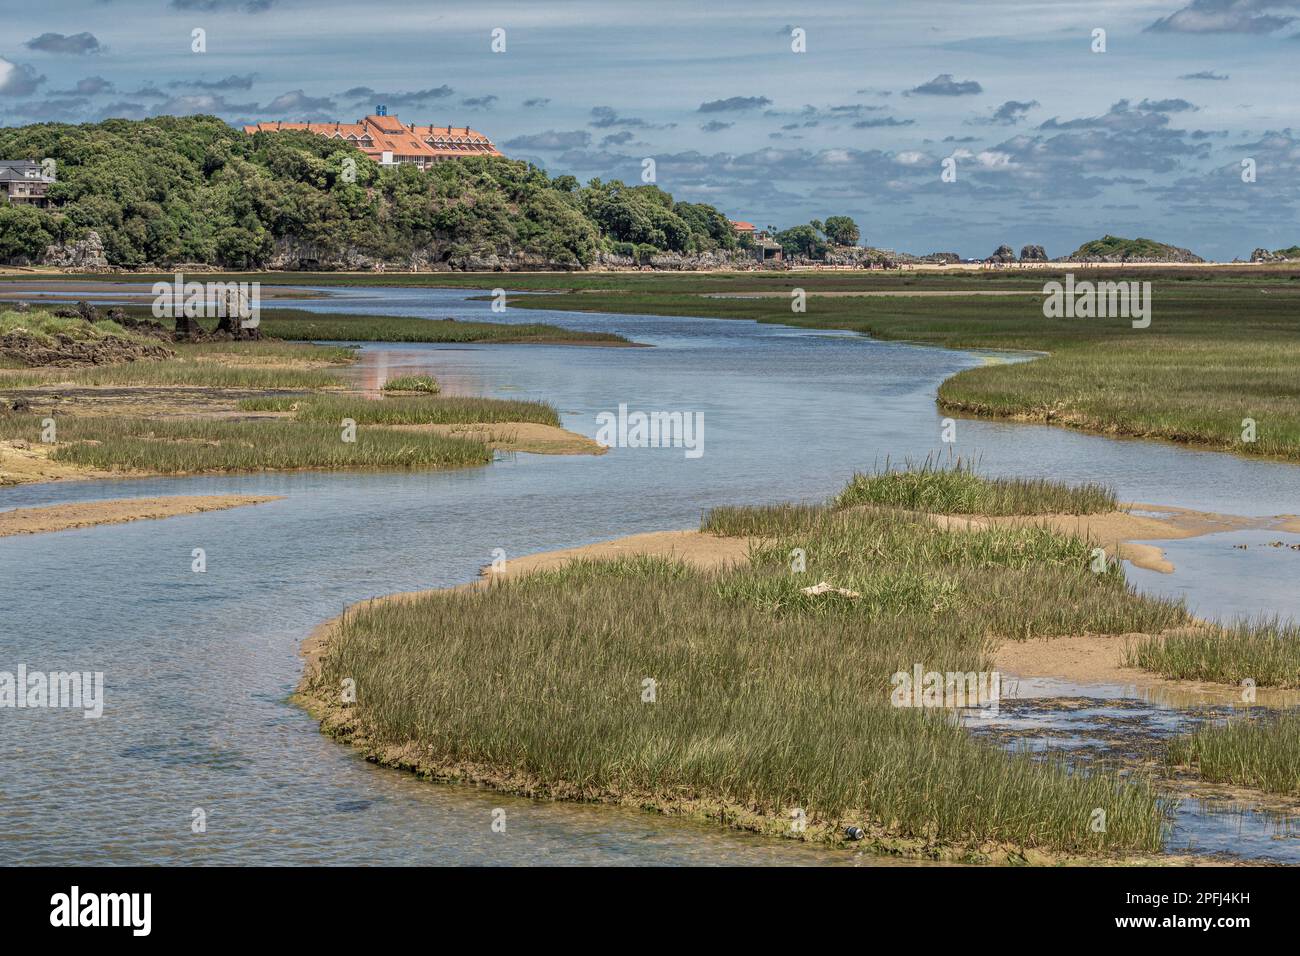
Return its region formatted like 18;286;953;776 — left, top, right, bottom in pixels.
924;503;1284;573
0;494;282;536
0;439;134;486
389;421;608;456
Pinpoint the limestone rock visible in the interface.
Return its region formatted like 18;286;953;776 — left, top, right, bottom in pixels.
41;231;109;272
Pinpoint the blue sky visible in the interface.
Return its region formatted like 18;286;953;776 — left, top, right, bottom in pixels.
2;0;1299;259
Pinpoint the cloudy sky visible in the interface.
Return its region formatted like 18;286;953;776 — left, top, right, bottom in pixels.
2;0;1299;259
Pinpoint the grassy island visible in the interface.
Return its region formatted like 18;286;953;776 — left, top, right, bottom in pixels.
302;465;1222;862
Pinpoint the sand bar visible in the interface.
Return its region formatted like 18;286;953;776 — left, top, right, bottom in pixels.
0;494;281;537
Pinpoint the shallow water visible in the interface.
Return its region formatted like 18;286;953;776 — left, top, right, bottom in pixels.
971;677;1300;864
2;285;1298;865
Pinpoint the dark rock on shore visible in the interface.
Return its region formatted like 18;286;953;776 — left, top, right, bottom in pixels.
0;330;175;368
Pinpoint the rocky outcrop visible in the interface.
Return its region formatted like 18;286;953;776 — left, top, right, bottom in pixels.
41;231;110;272
443;251;583;272
1251;247;1300;263
985;244;1016;263
266;237;381;271
1020;244;1048;262
593;249;756;271
0;330;174;368
50;301;172;340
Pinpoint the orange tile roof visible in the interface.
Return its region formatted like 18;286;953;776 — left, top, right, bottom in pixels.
730;220;756;231
242;114;501;162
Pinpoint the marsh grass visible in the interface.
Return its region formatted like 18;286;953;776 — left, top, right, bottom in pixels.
1168;712;1300;794
383;375;439;394
713;505;1187;637
238;393;561;427
0;353;347;389
703;459;1117;534
0;414;490;473
116;305;631;345
185;340;356;364
314;487;1187;856
834;456;1118;515
0;309;154;345
1127;618;1300;688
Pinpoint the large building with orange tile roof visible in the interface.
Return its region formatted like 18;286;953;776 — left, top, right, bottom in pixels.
242;109;501;169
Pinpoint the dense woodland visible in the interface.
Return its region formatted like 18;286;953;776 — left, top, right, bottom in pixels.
0;115;750;269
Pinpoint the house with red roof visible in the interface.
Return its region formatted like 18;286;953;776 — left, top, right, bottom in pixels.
243;109;501;169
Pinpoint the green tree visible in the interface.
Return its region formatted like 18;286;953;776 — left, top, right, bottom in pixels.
823;215;860;246
0;204;54;261
774;223;828;259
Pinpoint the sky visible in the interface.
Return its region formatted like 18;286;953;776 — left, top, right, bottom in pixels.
2;0;1299;260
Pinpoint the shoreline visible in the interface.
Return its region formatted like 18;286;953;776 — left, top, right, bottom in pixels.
294;507;1289;864
0;494;282;536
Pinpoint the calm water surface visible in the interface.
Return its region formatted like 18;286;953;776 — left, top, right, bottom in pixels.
2;285;1298;864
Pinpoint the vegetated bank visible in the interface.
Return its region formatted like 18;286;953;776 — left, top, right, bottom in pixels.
302;463;1283;863
0;306;600;484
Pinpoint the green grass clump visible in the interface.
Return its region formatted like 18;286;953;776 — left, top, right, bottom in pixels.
1126;618;1300;688
701;502;828;537
710;505;1186;637
0;414;490;473
178;340;356;364
233;396;302;412
833;457;1118;516
0;309;154;346
700;458;1116;530
1168;712;1300;794
383;375;440;394
312;476;1190;858
248;393;561;427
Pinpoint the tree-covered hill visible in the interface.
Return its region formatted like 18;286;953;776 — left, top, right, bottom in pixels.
1065;234;1203;263
0;115;738;270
